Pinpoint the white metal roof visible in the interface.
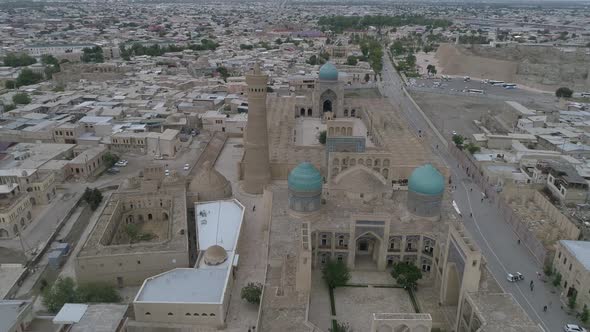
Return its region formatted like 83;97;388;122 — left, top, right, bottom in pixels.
53;303;88;324
196;199;244;252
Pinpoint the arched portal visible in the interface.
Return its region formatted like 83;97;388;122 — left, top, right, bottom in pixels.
323;100;332;113
355;232;382;270
308;108;312;116
300;108;305;116
0;228;8;238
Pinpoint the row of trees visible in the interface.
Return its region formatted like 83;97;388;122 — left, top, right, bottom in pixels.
3;52;36;67
119;39;219;60
81;46;104;63
43;277;121;313
318;15;452;33
4;54;62;90
358;37;383;73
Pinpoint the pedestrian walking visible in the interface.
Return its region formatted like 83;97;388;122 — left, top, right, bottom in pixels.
517;239;521;245
470;213;473;217
543;305;547;312
470;188;473;192
253;205;256;212
481;198;484;203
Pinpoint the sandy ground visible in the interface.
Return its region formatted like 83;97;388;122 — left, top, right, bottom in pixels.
415;51;440;75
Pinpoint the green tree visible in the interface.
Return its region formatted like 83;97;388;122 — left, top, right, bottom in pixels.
2;104;16;112
405;53;417;67
322;260;350;289
275;38;283;45
330;321;353;332
581;304;589;323
82;187;103;210
3;53;36;67
318;130;327;144
12;93;31;105
41;54;60;67
568;291;577;309
426;64;437;75
346;56;358;66
241;282;263;304
16;68;43;87
391;40;405;55
216;66;229;82
240;44;254;50
553;272;562;287
42;277;78;313
555;87;573;98
465;143;480;154
81;46;104;63
5;80;16;89
391;262;422;290
77;282;121;303
452;134;464;147
307;55;318;65
103;152;119;167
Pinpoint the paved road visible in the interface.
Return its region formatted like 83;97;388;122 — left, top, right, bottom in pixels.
379;53;579;332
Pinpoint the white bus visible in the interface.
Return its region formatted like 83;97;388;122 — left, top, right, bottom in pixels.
489;80;505;85
467;89;484;94
503;83;517;89
581;92;590;98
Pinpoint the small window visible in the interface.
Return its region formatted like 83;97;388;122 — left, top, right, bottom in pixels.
137;260;141;264
194;313;199;316
145;312;151;315
202;313;208;316
210;313;215;316
185;313;191;316
569;264;572;271
558;252;562;258
168;312;173;316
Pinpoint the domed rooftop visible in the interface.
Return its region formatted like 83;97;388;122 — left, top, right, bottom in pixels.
319;62;338;81
408;164;444;196
189;161;232;200
288;162;323;192
203;245;227;266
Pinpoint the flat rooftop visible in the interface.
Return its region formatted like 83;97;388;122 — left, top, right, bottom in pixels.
0;300;31;332
468;292;542;332
561;240;590;271
196;199;244;252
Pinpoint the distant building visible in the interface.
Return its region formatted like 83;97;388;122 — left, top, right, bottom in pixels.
553;240;590;311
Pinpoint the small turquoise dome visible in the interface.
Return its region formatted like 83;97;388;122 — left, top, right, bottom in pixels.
318;62;338;81
408;164;444;196
288;162;323;192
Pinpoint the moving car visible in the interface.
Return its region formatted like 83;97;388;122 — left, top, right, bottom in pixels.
564;324;587;332
507;272;524;282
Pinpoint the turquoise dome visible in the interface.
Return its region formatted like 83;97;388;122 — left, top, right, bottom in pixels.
408;164;444;196
318;62;338;81
288;162;323;192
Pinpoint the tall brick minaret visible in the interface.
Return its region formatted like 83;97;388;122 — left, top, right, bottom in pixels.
243;63;271;194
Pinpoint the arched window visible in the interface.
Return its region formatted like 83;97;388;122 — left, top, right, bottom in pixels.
210;313;216;316
185;313;191;316
344;109;349;117
168;312;173;316
145;312;151;315
148;213;153;220
202;313;208;316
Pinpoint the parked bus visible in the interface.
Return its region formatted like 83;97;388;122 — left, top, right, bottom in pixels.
467;89;484;94
581;92;590;98
503;83;517;89
489;80;505;85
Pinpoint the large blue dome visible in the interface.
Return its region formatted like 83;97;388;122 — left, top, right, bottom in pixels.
318;62;338;81
408;164;444;196
288;162;323;192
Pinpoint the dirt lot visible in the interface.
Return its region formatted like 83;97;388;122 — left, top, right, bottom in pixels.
411;91;505;138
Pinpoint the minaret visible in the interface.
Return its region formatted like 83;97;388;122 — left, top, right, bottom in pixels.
243;63;271;194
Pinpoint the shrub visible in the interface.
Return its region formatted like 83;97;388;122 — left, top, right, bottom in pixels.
319;130;327;144
553;272;562;287
12;93;31;105
241;282;263;304
555;87;573;98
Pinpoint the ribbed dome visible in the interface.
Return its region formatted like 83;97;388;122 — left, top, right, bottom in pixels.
203;245;227;266
288;162;322;192
408;164;444;196
189;161;232;200
318;62;338;81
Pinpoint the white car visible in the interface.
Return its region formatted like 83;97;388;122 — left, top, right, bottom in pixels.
164;169;170;176
183;164;190;171
564;324;587;332
115;160;128;167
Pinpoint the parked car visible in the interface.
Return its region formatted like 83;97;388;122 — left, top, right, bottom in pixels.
183;164;190;171
564;324;587;332
115;160;128;167
165;169;170;176
106;167;120;174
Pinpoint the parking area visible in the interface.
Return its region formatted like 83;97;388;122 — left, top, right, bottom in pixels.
408;76;555;103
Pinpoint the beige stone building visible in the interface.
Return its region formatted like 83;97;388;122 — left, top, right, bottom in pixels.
66;145;109;179
0;184;33;239
75;175;188;287
109;129;181;158
129;199;244;331
0;168;56;206
553;240;590;311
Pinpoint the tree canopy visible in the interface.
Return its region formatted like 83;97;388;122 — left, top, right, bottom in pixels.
15;68;43;87
81;46;104;63
318;15;452;33
391;262;422;290
241;282;263;304
82;187;103;211
42;277;121;313
3;53;36;67
12;93;31;105
322;260;350;289
555;87;573;98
